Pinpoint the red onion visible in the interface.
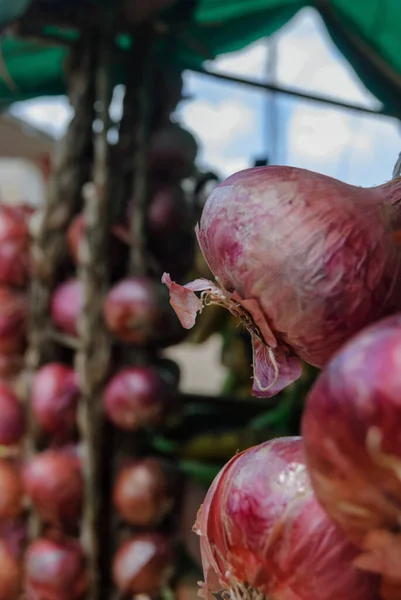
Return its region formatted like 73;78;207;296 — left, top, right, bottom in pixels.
25;537;87;600
31;363;79;441
0;383;25;445
0;204;31;288
0;287;26;355
113;457;178;526
51;279;82;337
0;540;21;600
0;460;23;520
0;519;26;561
0;355;23;379
67;213;128;269
148;185;191;237
103;277;180;346
163;166;401;397
196;437;380;600
104;366;170;430
302;314;401;594
22;450;83;527
112;532;174;595
149;124;198;182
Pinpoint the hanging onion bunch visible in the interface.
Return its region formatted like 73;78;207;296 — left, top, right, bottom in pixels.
195;437;380;600
302;314;401;597
163;166;401;397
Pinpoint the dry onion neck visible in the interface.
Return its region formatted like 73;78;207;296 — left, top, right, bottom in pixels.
222;582;266;600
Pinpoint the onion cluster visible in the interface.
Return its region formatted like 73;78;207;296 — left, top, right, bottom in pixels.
0;60;203;598
196;437;380;600
170;164;401;598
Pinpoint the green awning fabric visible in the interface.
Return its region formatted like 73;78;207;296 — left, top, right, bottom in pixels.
0;0;401;117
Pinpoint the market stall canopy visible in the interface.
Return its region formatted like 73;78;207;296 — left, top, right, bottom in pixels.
0;0;400;117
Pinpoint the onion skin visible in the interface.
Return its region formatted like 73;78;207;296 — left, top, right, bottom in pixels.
25;537;87;600
112;532;174;595
103;277;181;346
163;166;401;397
22;450;83;527
31;363;79;441
196;437;380;600
104;366;171;430
0;540;21;600
0;287;27;355
0;204;31;288
0;383;25;445
0;461;23;520
51;279;82;337
302;314;401;589
113;457;179;526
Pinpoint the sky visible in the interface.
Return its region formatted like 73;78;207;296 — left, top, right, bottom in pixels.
10;6;401;188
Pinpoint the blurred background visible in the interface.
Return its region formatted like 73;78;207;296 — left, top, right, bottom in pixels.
4;6;400;397
0;1;399;598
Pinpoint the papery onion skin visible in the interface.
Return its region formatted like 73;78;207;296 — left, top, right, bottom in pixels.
32;363;79;441
51;279;82;337
112;532;174;594
302;314;401;587
196;437;380;600
0;540;21;600
0;460;23;520
25;537;87;600
0;287;27;355
113;457;179;526
163;166;401;397
104;366;170;430
22;450;83;527
0;383;25;445
103;277;181;346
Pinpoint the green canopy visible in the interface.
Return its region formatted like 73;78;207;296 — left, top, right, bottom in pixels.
1;0;401;117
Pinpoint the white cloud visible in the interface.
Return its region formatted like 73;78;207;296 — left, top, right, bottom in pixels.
180;98;257;176
182;99;254;143
288;107;360;160
208;39;268;81
276;8;380;108
11;97;72;138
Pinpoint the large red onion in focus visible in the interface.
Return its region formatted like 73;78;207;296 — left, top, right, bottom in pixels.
0;383;25;445
31;363;80;441
302;314;401;595
104;366;171;430
113;457;179;526
112;532;174;594
51;279;82;337
163;166;401;397
104;277;181;346
0;540;21;600
0;460;23;519
22;450;83;526
196;437;379;600
25;537;87;600
0;204;31;287
0;287;26;354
